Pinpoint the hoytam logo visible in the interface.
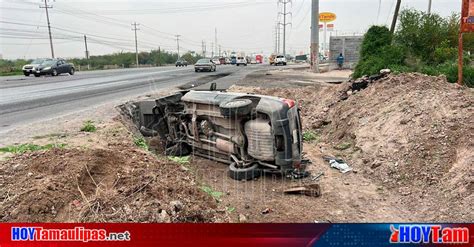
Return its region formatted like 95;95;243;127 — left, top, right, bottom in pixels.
390;225;469;244
11;227;131;242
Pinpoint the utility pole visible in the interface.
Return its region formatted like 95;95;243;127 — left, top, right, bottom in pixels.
131;22;140;68
211;42;214;57
158;46;162;66
274;24;278;53
39;0;54;58
278;0;292;56
311;0;320;73
427;0;432;14
390;0;402;33
219;45;221;57
175;34;181;59
277;22;281;54
84;35;90;70
202;40;206;57
214;28;218;57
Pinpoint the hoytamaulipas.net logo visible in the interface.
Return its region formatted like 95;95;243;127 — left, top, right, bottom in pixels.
11;226;131;242
390;224;469;244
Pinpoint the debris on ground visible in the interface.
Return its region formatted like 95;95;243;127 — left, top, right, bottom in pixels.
261;208;273;215
283;184;322;197
311;172;325;181
323;156;352;173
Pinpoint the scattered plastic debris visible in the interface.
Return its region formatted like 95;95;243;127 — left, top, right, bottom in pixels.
323;156;352;173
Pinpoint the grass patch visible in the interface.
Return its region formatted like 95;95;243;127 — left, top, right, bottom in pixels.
334;142;351;150
200;185;223;201
303;131;320;142
0;71;23;76
168;156;190;164
133;137;149;150
226;206;236;213
80;120;97;132
0;143;67;154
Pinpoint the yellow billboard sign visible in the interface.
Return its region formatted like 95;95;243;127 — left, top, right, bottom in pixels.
319;12;336;23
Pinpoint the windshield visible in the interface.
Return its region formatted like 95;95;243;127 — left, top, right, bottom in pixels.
196;59;209;63
30;59;45;64
40;59;56;66
277;55;284;58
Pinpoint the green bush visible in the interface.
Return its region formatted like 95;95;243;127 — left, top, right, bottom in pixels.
421;64;474;87
353;26;406;78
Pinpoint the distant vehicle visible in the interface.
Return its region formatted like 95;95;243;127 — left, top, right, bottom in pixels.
236;57;247;66
295;54;308;63
250;60;257;64
219;57;226;65
230;57;237;65
211;58;221;65
269;54;276;65
255;54;263;64
274;55;287;66
194;58;216;72
22;58;47;76
29;58;75;77
175;59;188;67
245;56;252;64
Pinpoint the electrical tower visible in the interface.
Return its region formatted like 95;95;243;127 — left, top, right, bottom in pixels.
278;0;292;56
39;0;54;58
131;22;140;68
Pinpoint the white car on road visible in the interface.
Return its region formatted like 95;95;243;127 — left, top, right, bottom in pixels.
236;57;247;66
275;55;287;66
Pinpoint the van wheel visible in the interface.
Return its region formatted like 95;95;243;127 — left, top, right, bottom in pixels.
69;68;75;75
228;162;262;181
219;98;253;117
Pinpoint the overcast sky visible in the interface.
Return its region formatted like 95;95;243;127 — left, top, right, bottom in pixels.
0;0;461;59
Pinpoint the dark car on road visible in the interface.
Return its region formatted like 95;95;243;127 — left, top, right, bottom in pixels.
29;58;75;77
175;59;188;67
22;58;46;76
194;58;216;72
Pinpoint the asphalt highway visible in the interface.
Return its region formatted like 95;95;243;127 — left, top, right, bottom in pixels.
0;65;268;134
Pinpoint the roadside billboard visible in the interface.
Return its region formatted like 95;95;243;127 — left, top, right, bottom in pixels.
459;0;474;85
319;12;336;23
462;0;474;31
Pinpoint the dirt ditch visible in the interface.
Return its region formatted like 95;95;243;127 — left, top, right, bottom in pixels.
0;142;226;223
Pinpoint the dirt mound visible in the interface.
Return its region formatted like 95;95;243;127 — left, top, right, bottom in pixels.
230;83;347;130
0;146;222;222
232;72;473;222
322;73;473;221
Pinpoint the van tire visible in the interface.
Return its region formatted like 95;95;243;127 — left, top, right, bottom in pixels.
228;163;262;180
219;99;253;117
